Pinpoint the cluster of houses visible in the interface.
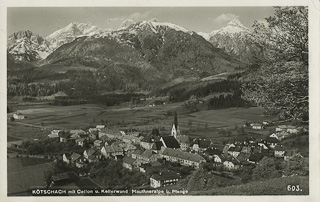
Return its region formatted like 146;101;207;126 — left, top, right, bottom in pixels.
56;113;304;188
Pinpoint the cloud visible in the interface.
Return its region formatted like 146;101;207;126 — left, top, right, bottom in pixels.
213;13;239;24
128;11;152;22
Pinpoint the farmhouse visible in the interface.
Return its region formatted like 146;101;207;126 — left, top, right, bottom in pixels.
13;113;25;120
252;123;265;130
96;125;105;130
48;133;59;138
161;148;206;168
150;171;180;188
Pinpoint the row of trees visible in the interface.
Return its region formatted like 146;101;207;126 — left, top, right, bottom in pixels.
169;80;245;102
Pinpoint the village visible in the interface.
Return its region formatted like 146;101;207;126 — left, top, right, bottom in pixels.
12;110;305;190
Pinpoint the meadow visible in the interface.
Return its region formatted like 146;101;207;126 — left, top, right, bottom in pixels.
7;157;54;195
7;101;274;141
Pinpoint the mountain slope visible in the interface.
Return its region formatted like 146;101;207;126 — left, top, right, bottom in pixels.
43;20;244;83
7;30;52;62
203;19;262;64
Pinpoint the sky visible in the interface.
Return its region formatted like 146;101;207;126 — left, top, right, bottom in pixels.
7;7;276;37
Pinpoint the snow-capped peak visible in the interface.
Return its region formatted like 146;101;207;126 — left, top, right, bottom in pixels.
45;22;103;50
120;19;136;29
210;19;251;36
135;20;190;34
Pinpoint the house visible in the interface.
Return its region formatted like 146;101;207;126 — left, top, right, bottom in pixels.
51;129;61;135
286;125;298;134
252;123;265;130
140;136;155;150
150;171;180;188
48;133;59;139
121;143;137;155
136;149;160;165
94;140;103;148
59;131;70;143
126;132;140;137
101;145;123;159
236;153;251;164
88;128;99;133
161;148;206;168
160;136;180;149
75;138;85;147
240;145;252;154
101;145;114;159
83;148;101;163
265;137;279;148
111;144;124;156
176;135;191;151
13;113;25;120
233;136;249;145
213;154;227;165
275;131;290;141
75;156;87;168
122;156;137;171
70;129;86;136
262;121;270;126
96;125;105;130
227;146;242;158
70;133;80;140
70;153;82;164
123;135;142;144
62;153;71;164
131;149;143;159
190;138;212;153
204;147;222;160
223;158;241;170
269;133;279;139
274;145;286;158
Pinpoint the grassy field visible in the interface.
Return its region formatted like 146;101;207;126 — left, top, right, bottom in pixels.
7;101;274;141
7;157;55;195
191;176;309;195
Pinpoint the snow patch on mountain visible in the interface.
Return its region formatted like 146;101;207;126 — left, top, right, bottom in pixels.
8;30;52;61
46;22;103;50
197;32;210;41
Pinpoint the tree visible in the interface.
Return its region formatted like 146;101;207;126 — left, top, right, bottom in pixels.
242;7;308;121
252;156;281;180
281;154;308;176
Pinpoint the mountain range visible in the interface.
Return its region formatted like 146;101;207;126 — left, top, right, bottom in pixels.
7;19;258;95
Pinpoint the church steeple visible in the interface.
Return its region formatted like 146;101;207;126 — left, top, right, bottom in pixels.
171;111;180;138
174;111;178;130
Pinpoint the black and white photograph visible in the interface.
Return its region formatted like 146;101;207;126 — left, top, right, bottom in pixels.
1;0;319;200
